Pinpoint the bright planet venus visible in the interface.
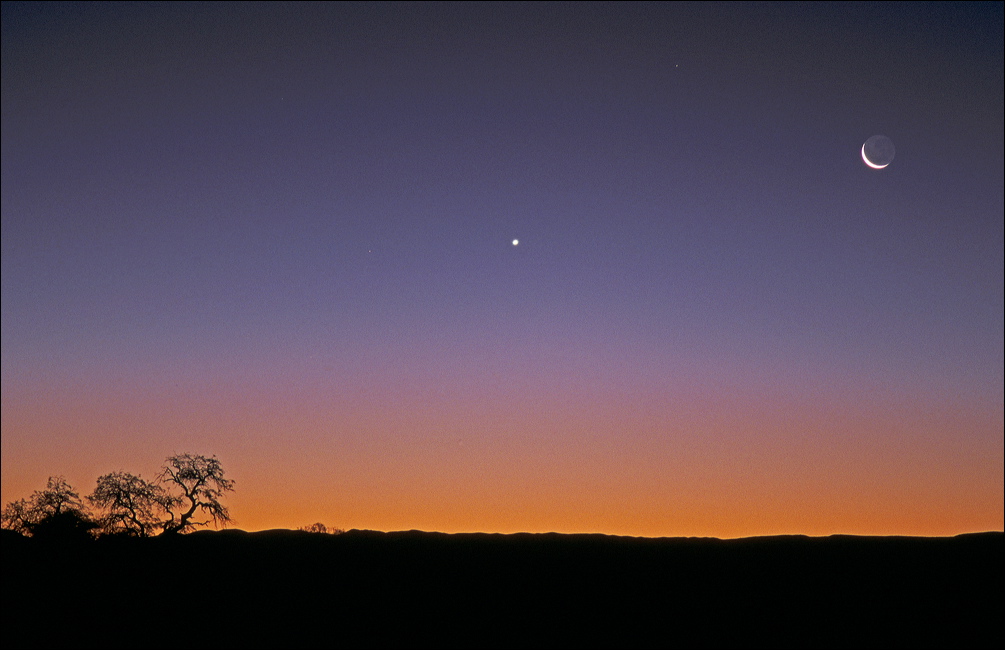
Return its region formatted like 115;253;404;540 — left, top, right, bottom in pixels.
862;135;896;169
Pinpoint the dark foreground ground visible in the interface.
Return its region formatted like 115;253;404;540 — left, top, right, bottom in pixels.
2;528;1002;649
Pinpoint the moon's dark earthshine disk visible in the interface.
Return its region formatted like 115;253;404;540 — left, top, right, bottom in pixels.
862;135;895;169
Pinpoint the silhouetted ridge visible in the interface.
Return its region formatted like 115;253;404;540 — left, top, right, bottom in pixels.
3;530;1001;649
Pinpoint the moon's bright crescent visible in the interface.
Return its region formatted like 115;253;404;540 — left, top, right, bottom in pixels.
861;144;888;169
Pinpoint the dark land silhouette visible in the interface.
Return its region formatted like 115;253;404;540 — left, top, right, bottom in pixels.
2;528;1001;649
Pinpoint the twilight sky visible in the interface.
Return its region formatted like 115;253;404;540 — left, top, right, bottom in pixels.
3;1;1002;538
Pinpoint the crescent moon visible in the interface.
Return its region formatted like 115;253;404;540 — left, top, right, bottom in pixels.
861;144;888;169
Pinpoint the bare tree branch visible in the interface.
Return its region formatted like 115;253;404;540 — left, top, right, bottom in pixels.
158;454;235;534
88;472;172;537
1;477;95;540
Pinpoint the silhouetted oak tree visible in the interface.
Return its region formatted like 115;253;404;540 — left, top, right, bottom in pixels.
3;454;236;538
0;476;97;540
298;522;344;534
158;453;235;534
0;498;35;534
88;471;171;537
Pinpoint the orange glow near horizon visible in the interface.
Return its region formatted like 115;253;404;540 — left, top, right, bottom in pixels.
3;360;1001;539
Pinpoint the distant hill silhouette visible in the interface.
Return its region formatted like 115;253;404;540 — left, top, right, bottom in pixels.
2;528;1002;649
